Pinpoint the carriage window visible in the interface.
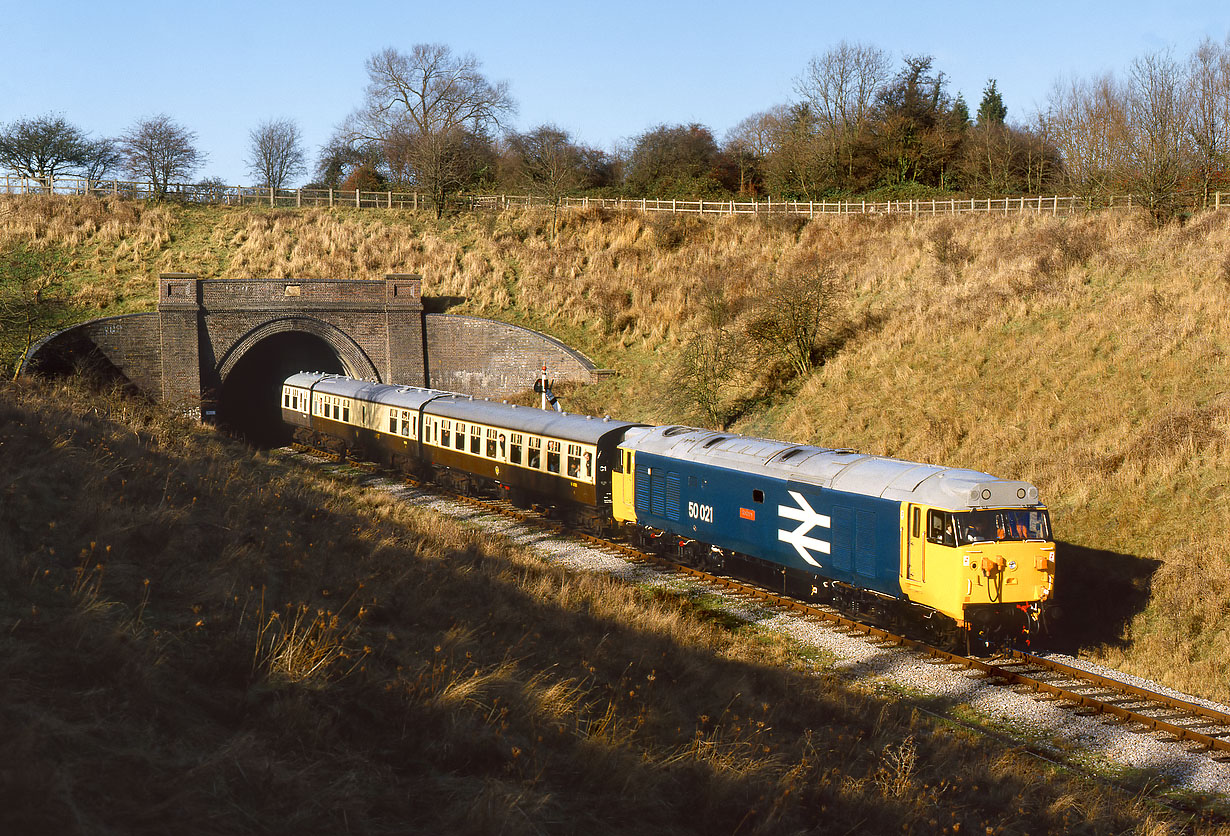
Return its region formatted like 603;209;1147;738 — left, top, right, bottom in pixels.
584;450;592;479
342;402;350;422
440;420;451;448
486;428;498;458
284;391;290;407
510;433;523;465
470;426;482;454
333;401;341;420
527;437;542;469
566;443;581;478
390;412;398;433
455;423;466;450
546;440;561;474
401;411;411;437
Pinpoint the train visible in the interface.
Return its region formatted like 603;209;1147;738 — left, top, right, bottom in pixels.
282;372;1055;651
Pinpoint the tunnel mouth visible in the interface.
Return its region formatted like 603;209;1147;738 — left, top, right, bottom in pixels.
216;331;346;448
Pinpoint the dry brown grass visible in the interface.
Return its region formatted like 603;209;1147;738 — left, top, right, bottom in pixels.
6;195;1230;703
3;377;1225;833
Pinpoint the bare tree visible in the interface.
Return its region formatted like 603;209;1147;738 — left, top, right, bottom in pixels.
797;41;891;137
795;41;891;181
1186;37;1230;208
80;137;123;184
119;115;204;199
506;124;582;239
1042;74;1130;200
246;117;306;192
350;44;515;217
669;275;752;429
724;106;788;196
0;114;92;188
746;253;844;379
1123;50;1191;221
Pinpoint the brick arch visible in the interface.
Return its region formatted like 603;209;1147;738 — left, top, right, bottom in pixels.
215;316;381;384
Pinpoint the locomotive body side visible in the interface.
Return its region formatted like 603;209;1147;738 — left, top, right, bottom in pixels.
619;425;1055;644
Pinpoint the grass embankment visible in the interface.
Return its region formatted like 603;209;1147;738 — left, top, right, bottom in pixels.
1;377;1220;834
3;195;1229;704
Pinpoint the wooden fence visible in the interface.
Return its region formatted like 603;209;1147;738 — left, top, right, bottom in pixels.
3;173;1224;218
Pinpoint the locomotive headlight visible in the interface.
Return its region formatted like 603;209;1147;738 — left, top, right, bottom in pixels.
1008;560;1017;571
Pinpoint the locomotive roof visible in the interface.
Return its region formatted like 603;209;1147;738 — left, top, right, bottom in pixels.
424;395;641;446
625;425;1041;511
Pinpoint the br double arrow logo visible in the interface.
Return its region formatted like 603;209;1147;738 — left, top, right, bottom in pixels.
777;491;831;566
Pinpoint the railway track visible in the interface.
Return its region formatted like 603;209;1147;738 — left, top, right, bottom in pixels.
294;445;1230;763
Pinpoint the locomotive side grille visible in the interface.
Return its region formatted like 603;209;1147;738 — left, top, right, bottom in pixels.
635;466;650;513
855;510;877;578
665;473;682;522
831;507;853;571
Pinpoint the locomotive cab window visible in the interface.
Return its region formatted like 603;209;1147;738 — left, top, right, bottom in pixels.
927;510;956;547
952;509;1051;544
753;489;765;504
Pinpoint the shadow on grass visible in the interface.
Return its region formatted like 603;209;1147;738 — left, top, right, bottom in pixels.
0;377;1202;835
1047;540;1161;655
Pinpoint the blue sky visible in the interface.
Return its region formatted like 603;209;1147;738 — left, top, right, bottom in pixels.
3;0;1227;184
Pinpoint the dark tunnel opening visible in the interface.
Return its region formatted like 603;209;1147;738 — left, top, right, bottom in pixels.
216;332;347;448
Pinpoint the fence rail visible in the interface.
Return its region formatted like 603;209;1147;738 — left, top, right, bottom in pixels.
3;174;1224;218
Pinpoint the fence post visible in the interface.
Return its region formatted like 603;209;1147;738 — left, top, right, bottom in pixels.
1218;192;1222;211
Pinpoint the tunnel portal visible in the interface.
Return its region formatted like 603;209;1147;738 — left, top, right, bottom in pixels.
217;331;345;447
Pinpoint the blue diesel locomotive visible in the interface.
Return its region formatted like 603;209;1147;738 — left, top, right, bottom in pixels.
283;372;1054;649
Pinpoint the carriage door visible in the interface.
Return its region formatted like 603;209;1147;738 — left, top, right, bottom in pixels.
905;504;925;582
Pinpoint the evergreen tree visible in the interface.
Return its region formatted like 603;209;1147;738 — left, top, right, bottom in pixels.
976;79;1008;126
952;94;971;129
